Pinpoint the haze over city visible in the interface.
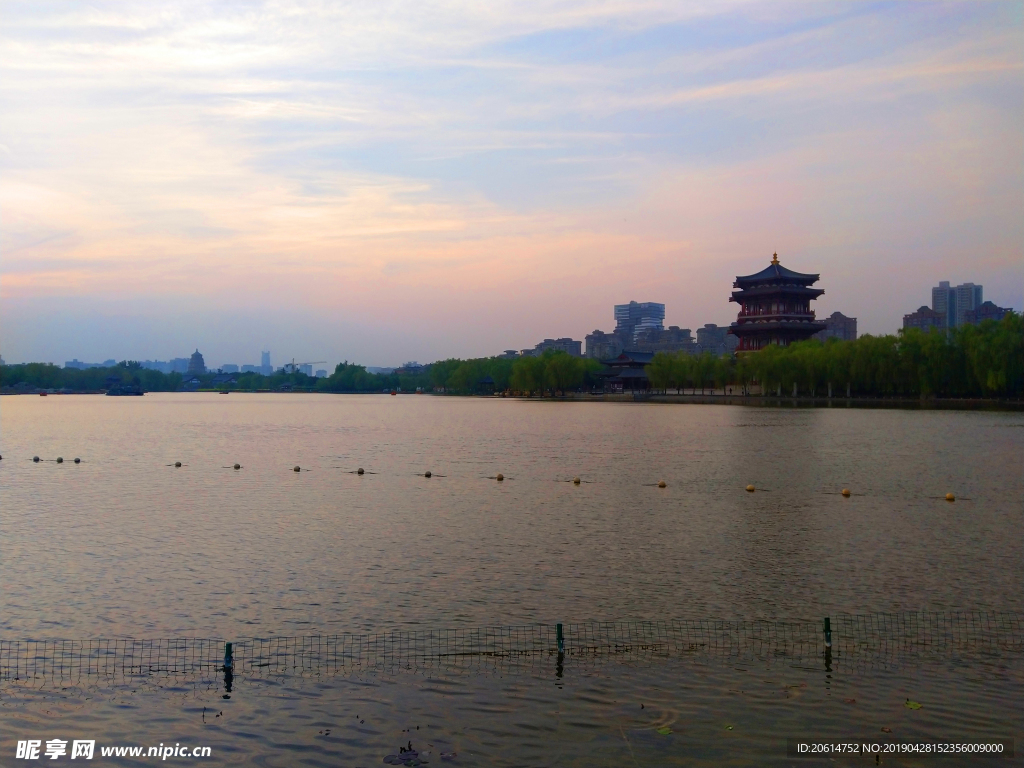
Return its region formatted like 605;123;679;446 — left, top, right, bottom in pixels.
2;1;1021;367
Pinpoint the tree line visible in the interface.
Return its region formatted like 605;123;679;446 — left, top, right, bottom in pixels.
322;350;602;395
1;361;184;392
1;349;603;396
647;312;1023;399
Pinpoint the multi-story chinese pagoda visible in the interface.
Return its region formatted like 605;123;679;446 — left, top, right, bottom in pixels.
728;253;825;351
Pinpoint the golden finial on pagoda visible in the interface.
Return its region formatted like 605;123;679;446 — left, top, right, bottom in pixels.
771;252;779;265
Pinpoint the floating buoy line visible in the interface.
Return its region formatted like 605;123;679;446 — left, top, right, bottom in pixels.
16;454;961;501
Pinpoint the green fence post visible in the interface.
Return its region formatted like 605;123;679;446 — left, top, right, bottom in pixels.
823;618;832;649
223;641;233;669
556;623;564;654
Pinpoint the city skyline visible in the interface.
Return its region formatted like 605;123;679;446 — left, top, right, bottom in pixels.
2;2;1021;367
7;269;1016;369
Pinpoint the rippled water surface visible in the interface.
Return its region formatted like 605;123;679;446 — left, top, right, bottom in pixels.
2;394;1022;765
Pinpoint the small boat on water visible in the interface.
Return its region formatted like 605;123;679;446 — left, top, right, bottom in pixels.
219;391;230;394
39;392;47;396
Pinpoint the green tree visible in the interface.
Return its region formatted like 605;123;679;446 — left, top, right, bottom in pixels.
511;355;547;395
647;352;675;392
543;350;585;394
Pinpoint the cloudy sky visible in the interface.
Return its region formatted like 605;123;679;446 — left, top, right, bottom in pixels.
2;1;1021;368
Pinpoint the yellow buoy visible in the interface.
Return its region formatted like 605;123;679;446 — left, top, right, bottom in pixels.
357;468;365;475
174;461;182;468
841;488;851;497
573;476;581;485
945;493;955;502
658;480;666;488
294;466;301;472
496;473;504;481
746;485;755;492
233;464;241;470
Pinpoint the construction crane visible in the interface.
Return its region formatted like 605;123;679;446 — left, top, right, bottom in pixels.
283;359;326;375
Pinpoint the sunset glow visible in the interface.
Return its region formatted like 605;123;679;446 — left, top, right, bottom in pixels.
2;1;1021;366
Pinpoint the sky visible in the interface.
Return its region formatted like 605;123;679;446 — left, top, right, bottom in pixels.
1;1;1021;369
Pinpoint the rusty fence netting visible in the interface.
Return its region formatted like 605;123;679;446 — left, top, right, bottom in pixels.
2;611;1021;689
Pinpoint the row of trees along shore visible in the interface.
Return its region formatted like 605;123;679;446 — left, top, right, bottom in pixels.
0;361;184;392
649;312;1022;398
2;312;1020;398
0;349;603;396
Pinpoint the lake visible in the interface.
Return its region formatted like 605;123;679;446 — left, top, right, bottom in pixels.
2;394;1022;765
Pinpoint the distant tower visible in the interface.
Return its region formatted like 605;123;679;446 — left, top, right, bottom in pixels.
954;283;982;328
932;281;955;329
931;281;983;329
728;253;825;351
187;349;206;374
260;350;271;376
613;301;665;342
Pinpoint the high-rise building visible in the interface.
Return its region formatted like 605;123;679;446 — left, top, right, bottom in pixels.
221;364;239;373
931;281;983;329
170;357;190;373
813;311;858;342
298;364;313;376
260;350;272;376
931;281;955;329
955;283;983;328
315;369;327;378
187;349;206;375
614;301;665;341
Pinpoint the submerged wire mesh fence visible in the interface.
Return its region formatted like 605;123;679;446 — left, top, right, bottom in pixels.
2;611;1021;690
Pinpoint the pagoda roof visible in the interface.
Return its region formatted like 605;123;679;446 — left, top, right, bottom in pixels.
734;255;820;287
604;350;655;365
596;367;650;379
730;284;824;302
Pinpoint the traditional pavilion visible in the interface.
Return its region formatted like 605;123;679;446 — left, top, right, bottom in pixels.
597;351;654;392
728;254;825;351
